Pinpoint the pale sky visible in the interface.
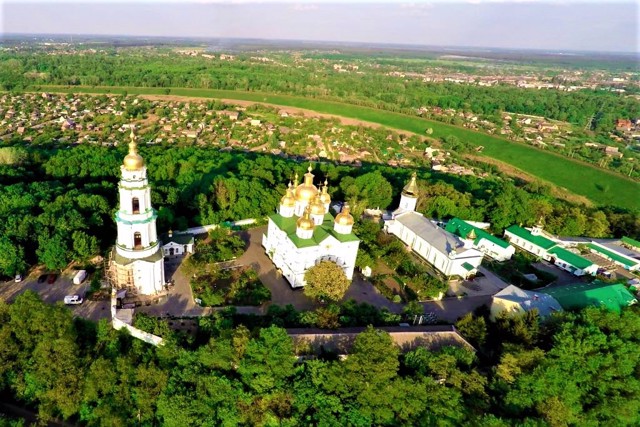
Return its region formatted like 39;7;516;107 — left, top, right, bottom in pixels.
2;1;639;53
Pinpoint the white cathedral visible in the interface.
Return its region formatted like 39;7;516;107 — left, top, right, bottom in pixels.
110;130;165;295
262;166;360;288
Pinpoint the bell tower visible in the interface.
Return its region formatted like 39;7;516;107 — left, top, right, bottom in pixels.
112;128;165;295
399;171;419;212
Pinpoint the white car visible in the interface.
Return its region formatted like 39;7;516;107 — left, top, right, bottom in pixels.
14;274;23;282
63;295;83;305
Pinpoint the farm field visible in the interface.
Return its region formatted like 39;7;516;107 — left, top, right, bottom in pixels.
33;84;640;211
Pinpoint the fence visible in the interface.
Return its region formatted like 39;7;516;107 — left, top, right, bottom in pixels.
175;218;257;236
110;294;164;347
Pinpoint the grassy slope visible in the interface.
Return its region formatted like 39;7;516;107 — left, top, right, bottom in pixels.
34;85;640;211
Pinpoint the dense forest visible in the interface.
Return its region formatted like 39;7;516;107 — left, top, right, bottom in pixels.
1;50;638;133
1;292;639;425
0;141;638;278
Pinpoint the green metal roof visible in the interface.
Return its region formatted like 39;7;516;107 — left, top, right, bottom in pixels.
621;236;640;250
112;246;163;265
269;212;359;249
161;233;194;245
548;247;594;270
541;281;637;313
446;218;510;249
587;243;639;269
505;225;557;250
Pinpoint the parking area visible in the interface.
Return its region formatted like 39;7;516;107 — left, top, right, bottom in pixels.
0;268;111;322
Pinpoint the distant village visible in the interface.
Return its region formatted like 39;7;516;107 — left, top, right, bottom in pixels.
0;92;482;176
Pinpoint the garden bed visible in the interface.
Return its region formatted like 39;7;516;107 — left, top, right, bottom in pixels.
191;267;271;307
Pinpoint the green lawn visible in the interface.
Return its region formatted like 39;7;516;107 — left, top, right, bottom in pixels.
33;85;640;211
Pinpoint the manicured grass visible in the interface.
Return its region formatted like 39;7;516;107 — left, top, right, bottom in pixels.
33;85;640;211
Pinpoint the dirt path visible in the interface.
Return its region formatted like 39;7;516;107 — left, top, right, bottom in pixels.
139;94;420;138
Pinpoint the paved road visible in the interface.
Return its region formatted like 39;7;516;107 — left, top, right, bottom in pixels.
0;269;110;322
234;226;491;323
3;227;495;325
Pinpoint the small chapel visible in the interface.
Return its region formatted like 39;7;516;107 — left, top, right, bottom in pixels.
110;130;165;295
262;166;360;288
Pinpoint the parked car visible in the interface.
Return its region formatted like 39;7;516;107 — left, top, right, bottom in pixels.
73;270;87;285
47;274;57;284
37;274;47;283
14;274;23;282
63;295;83;305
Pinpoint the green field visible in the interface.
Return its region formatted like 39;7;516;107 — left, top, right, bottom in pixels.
33;85;640;211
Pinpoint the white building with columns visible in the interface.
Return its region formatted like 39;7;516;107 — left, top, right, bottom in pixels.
385;173;483;279
262;166;360;288
110;130;165;295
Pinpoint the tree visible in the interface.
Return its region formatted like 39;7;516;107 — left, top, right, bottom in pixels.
72;230;98;262
455;313;487;347
403;300;424;317
304;261;351;302
37;234;69;271
0;236;27;277
238;326;295;394
340;171;393;216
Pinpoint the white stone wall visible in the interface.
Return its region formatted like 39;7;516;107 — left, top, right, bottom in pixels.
504;231;550;260
476;238;515;262
131;257;165;295
399;194;417;212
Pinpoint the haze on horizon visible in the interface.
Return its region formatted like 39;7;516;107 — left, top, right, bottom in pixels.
2;1;639;53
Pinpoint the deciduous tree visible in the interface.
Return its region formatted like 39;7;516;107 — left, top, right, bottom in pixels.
304;261;351;302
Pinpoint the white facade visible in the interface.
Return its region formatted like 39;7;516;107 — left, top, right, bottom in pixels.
475;237;515;262
264;218;359;288
112;133;165;295
386;212;483;279
503;225;559;261
163;241;193;257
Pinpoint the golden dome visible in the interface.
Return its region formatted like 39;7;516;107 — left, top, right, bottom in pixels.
294;164;318;203
309;193;325;216
402;171;418;197
280;183;296;207
297;206;315;231
123;127;144;171
335;203;354;226
320;179;331;204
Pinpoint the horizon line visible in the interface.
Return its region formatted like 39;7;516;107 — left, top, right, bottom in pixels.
3;32;640;56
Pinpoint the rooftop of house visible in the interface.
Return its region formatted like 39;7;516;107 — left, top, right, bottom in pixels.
548;246;594;270
445;217;510;249
587;242;639;269
505;225;557;250
541;280;637;313
161;232;195;246
621;236;640;251
287;325;474;355
395;212;467;256
493;284;562;317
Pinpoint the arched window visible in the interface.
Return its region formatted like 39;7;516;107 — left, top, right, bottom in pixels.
133;232;142;249
132;197;140;214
